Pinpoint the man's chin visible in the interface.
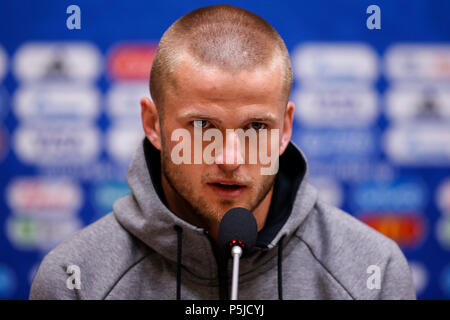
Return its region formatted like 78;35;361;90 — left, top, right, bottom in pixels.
196;200;251;223
212;200;253;216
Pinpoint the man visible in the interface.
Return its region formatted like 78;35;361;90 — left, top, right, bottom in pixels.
30;5;416;300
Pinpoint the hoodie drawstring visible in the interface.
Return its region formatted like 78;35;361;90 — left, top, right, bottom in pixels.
277;235;285;300
174;225;183;300
173;226;285;300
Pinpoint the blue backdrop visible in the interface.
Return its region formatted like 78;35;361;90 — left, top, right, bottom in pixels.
0;0;449;299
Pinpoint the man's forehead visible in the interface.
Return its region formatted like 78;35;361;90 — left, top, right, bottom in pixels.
167;54;284;104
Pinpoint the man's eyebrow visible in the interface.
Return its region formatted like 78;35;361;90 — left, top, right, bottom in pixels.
177;111;278;123
246;114;277;122
177;111;221;122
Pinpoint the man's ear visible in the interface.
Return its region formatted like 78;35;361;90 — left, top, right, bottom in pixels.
279;101;295;156
141;97;162;150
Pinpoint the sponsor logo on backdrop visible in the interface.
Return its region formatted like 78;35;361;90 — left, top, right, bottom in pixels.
293;85;378;127
436;178;450;214
6;177;82;216
107;43;157;81
93;180;130;217
408;261;428;296
385;85;450;122
351;179;427;248
384;45;450;82
291;42;380;182
106;82;149;120
350;179;427;212
0;45;7;81
309;177;343;208
0;264;16;298
308;160;394;183
13;42;101;82
5;178;83;251
106;124;144;164
5;216;39;248
13;83;100;121
6;215;82;251
436;179;450;249
13;122;100;166
293;128;376;159
358;212;426;248
292;43;378;82
38;162;128;182
383;124;450;166
436;217;450;250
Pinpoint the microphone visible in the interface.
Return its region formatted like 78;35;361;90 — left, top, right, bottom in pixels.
218;207;258;300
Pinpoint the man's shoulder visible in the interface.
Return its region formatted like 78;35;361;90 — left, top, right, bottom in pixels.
304;199;398;254
44;212;143;265
29;212;148;299
296;198;415;299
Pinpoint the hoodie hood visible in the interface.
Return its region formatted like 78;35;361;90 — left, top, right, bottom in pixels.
114;138;318;284
31;137;417;300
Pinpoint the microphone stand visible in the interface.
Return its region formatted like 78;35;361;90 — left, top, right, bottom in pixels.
218;207;257;301
231;245;243;300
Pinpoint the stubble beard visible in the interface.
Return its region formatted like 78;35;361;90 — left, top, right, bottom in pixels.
160;142;276;227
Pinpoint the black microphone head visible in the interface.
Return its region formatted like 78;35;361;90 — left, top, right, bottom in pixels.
218;207;258;256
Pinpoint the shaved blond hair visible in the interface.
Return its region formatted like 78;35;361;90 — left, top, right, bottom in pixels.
149;4;293;116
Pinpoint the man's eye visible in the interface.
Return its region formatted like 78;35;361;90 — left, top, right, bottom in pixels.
250;122;267;130
192;120;210;129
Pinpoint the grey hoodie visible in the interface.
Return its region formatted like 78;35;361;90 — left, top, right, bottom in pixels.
29;139;416;300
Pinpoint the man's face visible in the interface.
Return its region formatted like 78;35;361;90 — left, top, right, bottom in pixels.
157;57;293;226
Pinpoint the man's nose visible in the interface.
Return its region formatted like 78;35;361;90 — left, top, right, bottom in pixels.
215;130;244;171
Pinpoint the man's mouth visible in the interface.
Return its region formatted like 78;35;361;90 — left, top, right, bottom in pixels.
207;180;247;199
